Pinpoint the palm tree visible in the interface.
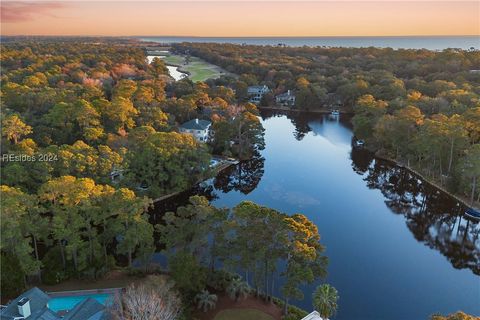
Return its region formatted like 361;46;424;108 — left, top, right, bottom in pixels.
312;284;339;319
194;289;217;312
226;277;250;302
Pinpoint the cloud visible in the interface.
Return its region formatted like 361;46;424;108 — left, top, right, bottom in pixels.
1;2;66;23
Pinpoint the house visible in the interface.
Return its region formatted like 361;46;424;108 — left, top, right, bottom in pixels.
247;85;269;104
179;118;212;142
275;90;296;107
0;287;106;320
301;311;325;320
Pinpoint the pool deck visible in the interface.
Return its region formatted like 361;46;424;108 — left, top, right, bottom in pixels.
47;288;122;298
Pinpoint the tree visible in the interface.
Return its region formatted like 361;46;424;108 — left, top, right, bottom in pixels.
460;144;480;205
150;57;169;76
0;186;41;285
169;252;207;297
2;114;32;144
194;289;218;312
113;188;153;268
226;277;250;302
352;95;387;141
73;99;104;142
281;214;328;315
159;196;226;266
108;275;181;320
231;109;265;159
38;176;97;272
109;97;139;131
313;284;339;319
430;312;479;320
126;132;211;197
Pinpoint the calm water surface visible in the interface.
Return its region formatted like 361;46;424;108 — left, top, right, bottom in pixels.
140;36;480;50
153;111;480;319
146;55;187;81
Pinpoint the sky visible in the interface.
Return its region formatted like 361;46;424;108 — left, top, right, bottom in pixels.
1;1;479;37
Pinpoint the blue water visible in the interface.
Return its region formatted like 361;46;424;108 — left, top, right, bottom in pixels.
48;293;112;312
138;36;480;50
154;112;480;319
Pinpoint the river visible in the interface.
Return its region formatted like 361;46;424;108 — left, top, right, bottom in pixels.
151;111;480;319
147;55;187;81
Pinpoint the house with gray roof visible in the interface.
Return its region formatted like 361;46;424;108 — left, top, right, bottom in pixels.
179;118;211;142
247;85;269;104
0;287;107;320
63;298;105;320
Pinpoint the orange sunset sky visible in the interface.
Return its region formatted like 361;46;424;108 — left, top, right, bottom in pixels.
1;1;479;37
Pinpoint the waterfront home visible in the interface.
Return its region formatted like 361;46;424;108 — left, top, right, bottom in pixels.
0;287;106;320
247;85;269;104
275;90;296;107
179;118;212;142
301;311;325;320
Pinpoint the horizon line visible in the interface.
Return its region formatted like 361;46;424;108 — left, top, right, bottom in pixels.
2;34;479;38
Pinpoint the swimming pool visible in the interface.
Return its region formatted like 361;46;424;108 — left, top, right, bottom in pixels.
48;293;112;312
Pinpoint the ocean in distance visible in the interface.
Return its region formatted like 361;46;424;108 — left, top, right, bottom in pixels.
139;36;480;50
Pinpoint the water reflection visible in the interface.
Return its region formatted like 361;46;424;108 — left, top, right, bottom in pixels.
213;154;265;195
151;111;479;318
350;147;480;276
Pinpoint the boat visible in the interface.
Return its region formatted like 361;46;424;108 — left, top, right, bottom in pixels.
465;207;480;220
354;139;365;147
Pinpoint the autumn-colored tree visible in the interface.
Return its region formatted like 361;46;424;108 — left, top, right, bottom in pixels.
2;114;32;144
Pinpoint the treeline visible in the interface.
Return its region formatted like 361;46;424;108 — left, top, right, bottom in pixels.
1;179;153;296
173;43;480;109
352;94;480;204
172;43;480;204
159;196;328;318
1;183;329;318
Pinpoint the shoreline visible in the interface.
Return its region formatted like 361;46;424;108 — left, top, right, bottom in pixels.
152;159;237;203
375;152;480;211
259;105;352;114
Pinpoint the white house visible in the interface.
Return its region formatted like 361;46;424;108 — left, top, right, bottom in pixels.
247;85;269;104
275;90;296;107
301;311;325;320
179;118;212;142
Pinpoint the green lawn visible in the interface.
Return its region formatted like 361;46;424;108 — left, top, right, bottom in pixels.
213;309;275;320
162;54;227;82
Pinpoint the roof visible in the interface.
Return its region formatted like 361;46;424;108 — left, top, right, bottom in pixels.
0;287;58;320
301;311;325;320
63;298;106;320
276;90;295;99
247;85;269;93
180;118;211;130
0;288;107;320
